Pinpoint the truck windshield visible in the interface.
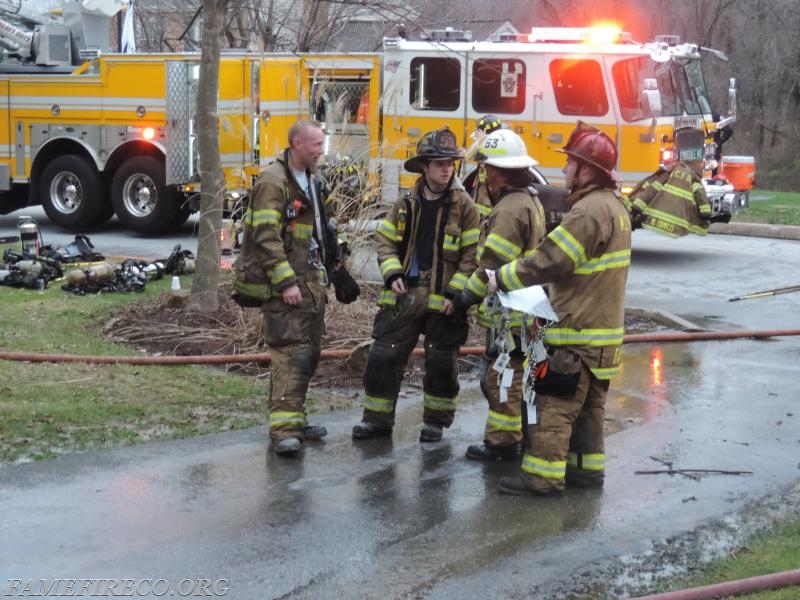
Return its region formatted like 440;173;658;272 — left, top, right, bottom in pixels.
612;56;713;121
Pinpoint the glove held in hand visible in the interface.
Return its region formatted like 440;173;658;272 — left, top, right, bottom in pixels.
330;267;360;304
453;290;480;318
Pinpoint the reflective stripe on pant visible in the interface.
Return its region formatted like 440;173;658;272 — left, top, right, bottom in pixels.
479;331;523;446
263;276;326;442
362;286;461;429
520;355;608;494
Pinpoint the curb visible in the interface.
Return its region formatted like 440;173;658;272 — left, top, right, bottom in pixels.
710;222;800;241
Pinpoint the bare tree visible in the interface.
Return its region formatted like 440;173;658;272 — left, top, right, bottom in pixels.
186;0;229;313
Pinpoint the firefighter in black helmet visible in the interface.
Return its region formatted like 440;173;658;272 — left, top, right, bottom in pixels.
475;114;504;136
352;126;480;443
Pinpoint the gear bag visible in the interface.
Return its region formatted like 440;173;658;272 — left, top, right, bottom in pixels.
534;347;582;397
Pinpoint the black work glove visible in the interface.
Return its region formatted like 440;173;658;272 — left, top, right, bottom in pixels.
452;290;480;319
330;266;361;304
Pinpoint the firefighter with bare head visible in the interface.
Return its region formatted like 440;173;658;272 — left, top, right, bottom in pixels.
235;119;359;457
454;129;547;461
352;126;480;443
487;121;632;495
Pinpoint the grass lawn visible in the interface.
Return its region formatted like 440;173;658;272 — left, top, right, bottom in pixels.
653;519;800;599
0;275;267;463
732;189;800;225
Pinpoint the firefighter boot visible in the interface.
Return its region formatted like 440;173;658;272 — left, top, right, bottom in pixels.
303;424;328;441
566;469;604;489
273;437;302;457
498;475;563;497
466;442;522;461
352;421;393;440
419;422;443;443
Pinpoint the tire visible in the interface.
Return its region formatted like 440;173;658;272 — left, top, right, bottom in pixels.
40;155;104;231
111;156;179;234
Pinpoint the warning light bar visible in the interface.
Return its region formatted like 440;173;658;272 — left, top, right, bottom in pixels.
528;25;630;44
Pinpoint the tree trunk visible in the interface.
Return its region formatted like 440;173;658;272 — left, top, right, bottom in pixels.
187;0;229;312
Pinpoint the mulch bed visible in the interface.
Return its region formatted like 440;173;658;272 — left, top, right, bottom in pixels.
105;280;657;391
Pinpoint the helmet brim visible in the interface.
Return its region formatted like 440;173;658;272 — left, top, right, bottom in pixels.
557;148;621;182
404;153;463;174
484;155;539;168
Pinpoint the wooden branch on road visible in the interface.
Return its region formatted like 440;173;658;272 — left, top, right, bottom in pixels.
636;456;753;480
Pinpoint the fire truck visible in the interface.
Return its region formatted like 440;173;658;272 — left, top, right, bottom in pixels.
0;0;267;234
372;25;751;220
0;1;380;234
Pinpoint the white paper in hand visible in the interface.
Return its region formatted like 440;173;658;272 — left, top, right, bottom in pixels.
496;285;559;322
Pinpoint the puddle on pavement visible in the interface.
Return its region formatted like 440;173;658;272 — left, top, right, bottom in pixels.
607;342;703;434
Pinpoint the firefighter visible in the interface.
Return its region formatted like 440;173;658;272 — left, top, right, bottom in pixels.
487;121;632;495
240;119;359;457
463;114;506;220
455;129;547;461
352;126;480;442
628;127;712;237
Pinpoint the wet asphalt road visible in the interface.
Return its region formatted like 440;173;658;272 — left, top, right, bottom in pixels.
1;218;800;598
0;207;200;262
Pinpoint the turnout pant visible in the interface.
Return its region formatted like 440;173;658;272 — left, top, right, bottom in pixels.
479;329;524;446
361;286;467;430
261;276;327;442
520;348;608;494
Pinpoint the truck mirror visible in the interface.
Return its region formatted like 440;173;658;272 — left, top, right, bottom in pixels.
716;78;738;129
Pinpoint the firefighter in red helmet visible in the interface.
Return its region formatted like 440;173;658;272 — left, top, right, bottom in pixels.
488;121;632;495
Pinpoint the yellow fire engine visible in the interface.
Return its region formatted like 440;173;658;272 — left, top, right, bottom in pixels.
0;2;265;234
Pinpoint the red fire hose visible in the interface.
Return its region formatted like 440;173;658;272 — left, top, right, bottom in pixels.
1;328;799;365
631;568;800;599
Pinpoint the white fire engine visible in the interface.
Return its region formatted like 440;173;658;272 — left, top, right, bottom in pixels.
371;25;753;220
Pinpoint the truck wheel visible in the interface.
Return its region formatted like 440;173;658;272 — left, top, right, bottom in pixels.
40;155;103;230
111;156;179;234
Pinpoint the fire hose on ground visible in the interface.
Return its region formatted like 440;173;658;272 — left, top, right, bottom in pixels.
630;567;800;599
1;328;800;366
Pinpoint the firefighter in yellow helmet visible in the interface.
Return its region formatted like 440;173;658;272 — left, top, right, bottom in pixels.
487;121;632;495
352;126;480;443
463;115;506;220
454;129;546;461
